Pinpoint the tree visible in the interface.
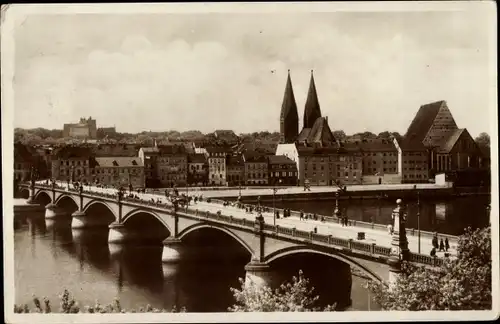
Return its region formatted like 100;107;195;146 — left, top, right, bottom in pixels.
475;132;490;148
229;270;336;312
367;226;491;311
333;130;347;141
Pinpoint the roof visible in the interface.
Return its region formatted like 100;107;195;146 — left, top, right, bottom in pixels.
53;146;94;159
280;70;299;124
297;128;311;142
227;154;244;166
437;129;465;153
268;155;296;165
404;100;445;142
354;139;397;152
242;150;268;162
206;146;232;154
398;137;428;152
158;144;186;155
303;71;322;128
307;117;336;146
140;147;160;154
188;153;207;164
94;157;143;168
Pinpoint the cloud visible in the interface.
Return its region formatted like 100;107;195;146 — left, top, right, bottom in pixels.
12;10;493;137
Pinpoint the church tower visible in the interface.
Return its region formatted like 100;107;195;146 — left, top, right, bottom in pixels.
279;70;299;144
303;70;322;129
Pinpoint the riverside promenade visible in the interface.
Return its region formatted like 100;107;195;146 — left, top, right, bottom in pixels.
150;183;453;199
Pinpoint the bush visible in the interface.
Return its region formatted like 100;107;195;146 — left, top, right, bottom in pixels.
366;226;492;311
229;270;336;312
14;289;186;313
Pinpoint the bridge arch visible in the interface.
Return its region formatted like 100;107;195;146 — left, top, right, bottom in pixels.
264;246;383;283
82;200;118;221
178;223;255;257
54;194;79;208
34;190;52;206
122;209;173;234
18;187;30;199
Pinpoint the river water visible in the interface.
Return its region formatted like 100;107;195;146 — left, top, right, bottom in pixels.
14;195;489;312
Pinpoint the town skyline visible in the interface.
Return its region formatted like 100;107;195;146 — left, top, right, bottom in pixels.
10;3;495;138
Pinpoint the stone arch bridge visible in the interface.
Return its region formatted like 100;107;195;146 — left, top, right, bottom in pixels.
19;183;446;300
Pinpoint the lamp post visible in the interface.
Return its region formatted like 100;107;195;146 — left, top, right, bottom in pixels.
334;191;341;220
417;190;421;254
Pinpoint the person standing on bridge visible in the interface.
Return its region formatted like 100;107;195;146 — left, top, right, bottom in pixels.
445;238;450;252
430;247;436;257
299;210;304;221
439;238;445;252
432;234;439;249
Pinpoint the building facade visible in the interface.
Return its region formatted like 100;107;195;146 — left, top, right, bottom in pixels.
243;151;269;185
51;146;94;183
206;147;230;186
226;154;245;186
138;146;160;188
157;145;188;187
187;153;209;186
63;117;97;139
393;138;429;183
268;155;298;186
93;157;145;188
14;143;33;182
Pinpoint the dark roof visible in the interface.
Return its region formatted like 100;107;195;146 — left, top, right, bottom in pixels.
268;155;296;165
398;137;428;152
158;145;186;155
280;70;299;124
14;143;34;163
437;129;465;153
303;71;322;128
307;117;336;146
355;139;397;152
404;100;445;142
140;146;160;154
95;157;143;167
227;154;244;166
188;153;207;163
297;128;311;142
213;130;239;142
53;146;93;159
206;146;232;154
242;150;268;162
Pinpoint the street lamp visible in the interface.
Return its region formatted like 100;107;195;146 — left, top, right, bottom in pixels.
272;179;282;226
417;191;421;254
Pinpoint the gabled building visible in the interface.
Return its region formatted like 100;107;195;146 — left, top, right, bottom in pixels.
268;155;298;186
403;100;484;181
393;137;429;183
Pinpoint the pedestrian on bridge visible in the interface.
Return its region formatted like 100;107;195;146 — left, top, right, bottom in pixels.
439;238;445;252
299;210;304;221
445;238;450;252
432;235;439;249
430;247;436;257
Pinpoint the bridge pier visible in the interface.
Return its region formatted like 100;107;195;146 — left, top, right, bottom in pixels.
71;211;88;229
162;238;183;263
108;223;130;244
244;261;272;289
45;203;66;219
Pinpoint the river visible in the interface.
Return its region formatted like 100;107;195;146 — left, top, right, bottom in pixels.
14;195;489;312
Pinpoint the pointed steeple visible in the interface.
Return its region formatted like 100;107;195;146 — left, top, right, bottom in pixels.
279;69;299;144
303;70;322;129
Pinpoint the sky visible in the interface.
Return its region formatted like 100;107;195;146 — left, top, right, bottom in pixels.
10;3;496;137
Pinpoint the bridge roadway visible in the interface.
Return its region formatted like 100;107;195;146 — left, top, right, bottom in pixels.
37;181;456;257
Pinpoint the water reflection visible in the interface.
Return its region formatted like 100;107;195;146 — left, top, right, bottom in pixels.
267;195;490;235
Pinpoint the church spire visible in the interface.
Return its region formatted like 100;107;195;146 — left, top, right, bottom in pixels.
303;70;322;129
280;69;299;144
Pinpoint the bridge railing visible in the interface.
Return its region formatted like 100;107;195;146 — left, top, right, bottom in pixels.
30;184;448;267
